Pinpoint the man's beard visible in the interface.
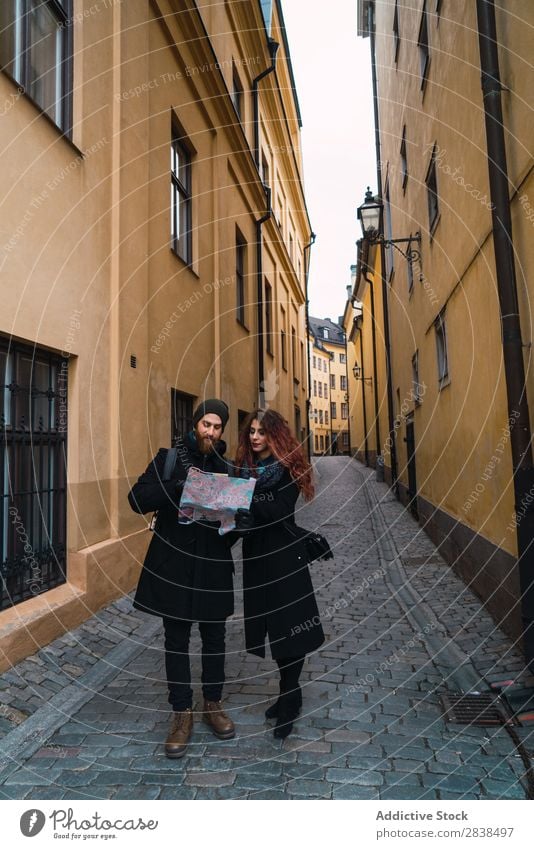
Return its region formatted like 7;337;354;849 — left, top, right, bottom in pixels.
196;434;215;454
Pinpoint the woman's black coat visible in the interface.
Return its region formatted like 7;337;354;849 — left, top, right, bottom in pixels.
128;438;235;622
242;468;325;659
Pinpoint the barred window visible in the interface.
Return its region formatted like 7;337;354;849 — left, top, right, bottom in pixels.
1;338;68;610
171;389;194;443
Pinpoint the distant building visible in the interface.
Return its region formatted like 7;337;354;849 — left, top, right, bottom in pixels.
309;317;349;455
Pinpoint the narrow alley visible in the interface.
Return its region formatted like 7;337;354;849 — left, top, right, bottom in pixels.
0;457;531;801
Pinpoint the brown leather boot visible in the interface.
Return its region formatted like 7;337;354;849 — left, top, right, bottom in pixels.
202;699;235;739
164;709;193;758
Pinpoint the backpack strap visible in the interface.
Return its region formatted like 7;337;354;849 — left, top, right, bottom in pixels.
162;446;178;481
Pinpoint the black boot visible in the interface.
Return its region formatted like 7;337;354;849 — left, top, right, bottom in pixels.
266;687;302;719
273;693;301;739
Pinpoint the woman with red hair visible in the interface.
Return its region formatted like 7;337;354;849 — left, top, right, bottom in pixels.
234;409;325;738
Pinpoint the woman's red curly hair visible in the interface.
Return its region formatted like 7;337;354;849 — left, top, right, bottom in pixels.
235;409;315;501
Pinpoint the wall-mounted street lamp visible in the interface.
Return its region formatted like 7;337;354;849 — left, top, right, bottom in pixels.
357;187;421;265
353;362;373;386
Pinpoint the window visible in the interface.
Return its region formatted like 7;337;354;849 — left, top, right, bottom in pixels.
340;353;346;364
171;128;192;263
324;383;328;399
393;0;400;63
407;249;414;293
319;435;324;451
418;2;430;90
289;232;294;263
291;327;296;375
232;65;243;120
261;150;269;186
319;410;323;424
313;380;317;396
435;311;449;386
313;356;316;369
276;193;283;231
331;402;337;419
171;389;194;442
236;229;247;325
412;352;422;404
314;435;319;452
426;145;440;233
0;0;73;134
330;374;336;389
318;382;322;398
340;375;347;391
281;309;287;370
325;410;329;425
1;338;68;610
323;328;329;340
341;403;348;420
342;431;349;449
400;125;408;190
265;280;273;354
314;408;318;423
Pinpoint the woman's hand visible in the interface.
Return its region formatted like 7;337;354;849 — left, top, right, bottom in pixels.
235;508;254;534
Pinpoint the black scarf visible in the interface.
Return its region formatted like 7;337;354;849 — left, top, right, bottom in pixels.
236;456;286;491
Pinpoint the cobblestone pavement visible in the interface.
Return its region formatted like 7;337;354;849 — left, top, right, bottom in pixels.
1;457;532;801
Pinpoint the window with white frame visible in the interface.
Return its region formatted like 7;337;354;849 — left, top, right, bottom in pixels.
236;229;247;325
232;65;243;120
435;311;449;386
0;0;73;134
393;0;400;63
426;144;440;233
171;127;192;263
412;351;422;404
400;125;408;191
418;1;430;90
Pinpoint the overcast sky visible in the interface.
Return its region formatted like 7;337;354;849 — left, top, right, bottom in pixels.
282;0;377;323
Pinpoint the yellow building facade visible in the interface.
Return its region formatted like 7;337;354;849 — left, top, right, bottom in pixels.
308;333;331;455
0;0;311;668
342;249;390;471
355;0;534;639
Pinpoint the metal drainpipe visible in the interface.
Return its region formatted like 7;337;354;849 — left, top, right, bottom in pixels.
369;2;398;492
476;0;534;671
363;263;381;464
252;40;278;407
359;322;370;467
253;39;279;167
343;329;351;455
256;186;272;406
304;233;316;460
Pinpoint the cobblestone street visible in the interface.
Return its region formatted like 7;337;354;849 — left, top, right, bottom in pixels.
0;457;532;801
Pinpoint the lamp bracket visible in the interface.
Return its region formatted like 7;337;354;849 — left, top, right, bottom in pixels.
382;231;422;265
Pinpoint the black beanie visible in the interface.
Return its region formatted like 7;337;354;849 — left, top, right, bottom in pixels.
192;398;229;430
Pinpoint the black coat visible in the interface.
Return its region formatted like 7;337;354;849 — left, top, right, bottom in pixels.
128;437;235;622
242;468;325;659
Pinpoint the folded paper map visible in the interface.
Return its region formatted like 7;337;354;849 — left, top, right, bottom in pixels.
179;468;256;534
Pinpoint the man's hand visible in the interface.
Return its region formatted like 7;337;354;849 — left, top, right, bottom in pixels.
235;508;254;534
